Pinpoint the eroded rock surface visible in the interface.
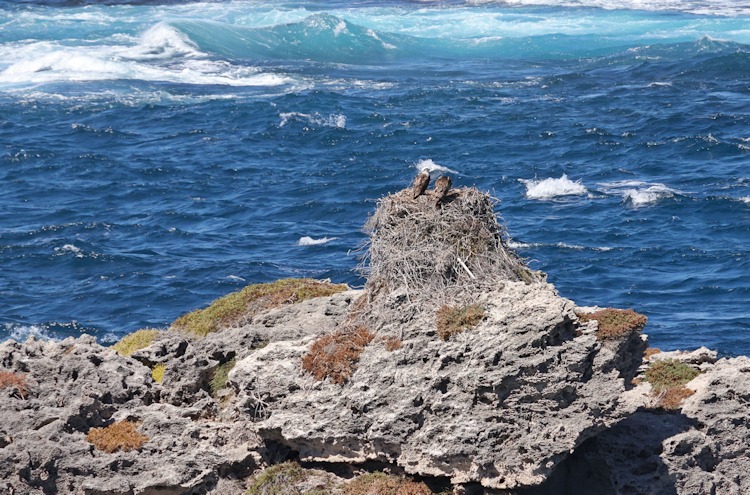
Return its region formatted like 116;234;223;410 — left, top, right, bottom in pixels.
0;335;259;494
567;356;750;495
230;282;646;490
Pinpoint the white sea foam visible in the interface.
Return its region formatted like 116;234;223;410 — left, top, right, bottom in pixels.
121;22;202;61
465;0;747;16
520;174;588;200
413;159;459;175
333;20;349;37
599;180;679;207
279;112;347;129
98;333;121;344
297;236;337;246
507;240;612;251
54;244;84;257
5;324;59;342
0;24;291;88
740;197;750;204
225;275;247;282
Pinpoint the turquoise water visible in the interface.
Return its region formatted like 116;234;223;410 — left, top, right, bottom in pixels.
1;0;749;354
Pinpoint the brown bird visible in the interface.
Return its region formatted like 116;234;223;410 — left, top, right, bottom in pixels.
433;175;452;208
412;168;431;199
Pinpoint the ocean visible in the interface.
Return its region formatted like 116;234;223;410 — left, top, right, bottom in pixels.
1;0;749;355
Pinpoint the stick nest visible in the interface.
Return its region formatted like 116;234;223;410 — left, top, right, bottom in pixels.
360;187;544;300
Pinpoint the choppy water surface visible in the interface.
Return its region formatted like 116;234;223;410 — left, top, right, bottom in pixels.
1;0;749;354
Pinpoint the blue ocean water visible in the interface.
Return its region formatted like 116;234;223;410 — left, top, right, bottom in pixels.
1;0;749;355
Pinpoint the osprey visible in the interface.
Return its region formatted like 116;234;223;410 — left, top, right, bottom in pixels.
433;175;452;208
412;168;431;199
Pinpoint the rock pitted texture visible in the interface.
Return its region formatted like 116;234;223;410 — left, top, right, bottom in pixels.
1;186;748;494
664;356;750;494
0;335;260;494
230;281;646;490
567;356;750;495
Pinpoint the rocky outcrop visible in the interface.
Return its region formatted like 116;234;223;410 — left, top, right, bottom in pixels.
1;186;748;494
229;281;646;490
0;335;260;495
550;356;750;495
1;289;749;494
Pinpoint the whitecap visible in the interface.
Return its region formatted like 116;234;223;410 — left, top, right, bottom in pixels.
298;236;337;246
555;242;585;250
0;30;292;88
740;197;750;204
225;275;246;282
598;180;679;207
506;240;545;249
5;324;59;342
414;159;459;175
279;112;347;129
120;22;202;61
98;333;121;344
54;244;84;258
520;174;588;200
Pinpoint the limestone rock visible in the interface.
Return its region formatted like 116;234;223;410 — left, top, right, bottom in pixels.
648;346;719;366
0;335;259;494
667;356;750;494
230;282;646;490
572;356;750;495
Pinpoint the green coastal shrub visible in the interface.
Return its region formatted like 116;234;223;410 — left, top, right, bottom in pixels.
343;472;432;495
172;278;348;337
436;304;485;340
209;358;236;397
576;308;647;341
111;328;160;357
645;359;701;410
151;364;166;383
645;359;700;392
245;462;306;495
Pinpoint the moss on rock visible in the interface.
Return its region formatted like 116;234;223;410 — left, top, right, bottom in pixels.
111;328;160;357
172;278;348;337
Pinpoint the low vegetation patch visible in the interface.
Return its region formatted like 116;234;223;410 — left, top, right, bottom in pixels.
436;304;485;340
86;420;149;453
302;326;375;385
246;462;325;495
644;347;662;360
645;359;700;392
644;359;701;410
577;308;648;340
655;386;696;410
172;278;348;337
151;364;166;383
344;472;432;495
382;336;403;352
210;358;237;397
111;328;160;357
0;371;29;399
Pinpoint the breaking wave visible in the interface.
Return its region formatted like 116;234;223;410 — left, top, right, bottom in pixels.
520;174;588;200
297;236;338;246
599;181;680;207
